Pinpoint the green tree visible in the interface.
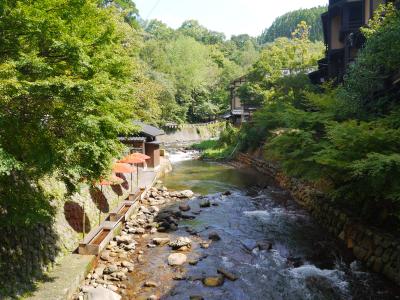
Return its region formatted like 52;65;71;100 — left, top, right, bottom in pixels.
259;6;327;44
0;0;143;220
340;3;400;118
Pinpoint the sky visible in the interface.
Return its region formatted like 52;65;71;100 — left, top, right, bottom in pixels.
134;0;328;38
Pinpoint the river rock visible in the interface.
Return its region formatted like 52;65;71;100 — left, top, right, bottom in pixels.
199;200;211;208
147;295;158;300
149;206;160;213
107;284;118;292
179;190;194;198
104;265;119;275
129;227;145;235
257;241;272;251
153;237;170;246
94;265;106;276
200;242;210;249
208;232;221;241
84;286;121;300
202;275;225;287
190;296;204;300
169;223;178;231
217;268;238;281
115;235;132;245
112;272;127;280
181;214;196;220
188;259;199;265
169;237;192;249
139;205;151;215
305;275;338;299
124;243;136;251
121;261;134;268
168;253;187;266
109;251;118;257
241;239;257;251
286;256;303;268
222;190;232;196
179;203;191;212
100;252;112;262
144;281;159;287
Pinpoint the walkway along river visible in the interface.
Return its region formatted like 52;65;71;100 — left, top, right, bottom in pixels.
77;150;400;299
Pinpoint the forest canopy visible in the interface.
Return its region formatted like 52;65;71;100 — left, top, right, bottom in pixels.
140;19;260;123
259;6;327;44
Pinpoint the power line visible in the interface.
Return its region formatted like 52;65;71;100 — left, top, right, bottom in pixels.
146;0;162;21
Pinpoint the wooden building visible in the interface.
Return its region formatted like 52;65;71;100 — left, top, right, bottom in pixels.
119;121;165;169
227;76;258;125
309;0;398;84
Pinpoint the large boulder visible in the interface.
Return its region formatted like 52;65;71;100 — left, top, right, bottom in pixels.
199;200;211;208
208;232;221;241
179;203;191;212
84;286;121;300
202;275;225;287
152;237;170;246
179;190;194;199
115;235;132;245
168;253;187;266
169;237;192;250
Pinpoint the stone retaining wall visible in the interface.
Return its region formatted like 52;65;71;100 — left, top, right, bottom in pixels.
0;159;173;298
157;122;226;144
0;179;132;297
236;152;400;286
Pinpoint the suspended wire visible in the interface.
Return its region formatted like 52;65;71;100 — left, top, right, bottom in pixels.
146;0;162;21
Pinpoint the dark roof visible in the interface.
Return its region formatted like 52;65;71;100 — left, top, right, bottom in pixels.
118;137;146;142
222;113;232;119
133;121;165;137
229;75;247;87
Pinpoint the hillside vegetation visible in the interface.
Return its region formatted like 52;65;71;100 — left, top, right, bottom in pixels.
259;6;327;44
200;4;400;231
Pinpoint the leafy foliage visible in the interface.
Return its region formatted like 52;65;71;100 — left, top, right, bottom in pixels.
232;9;400;229
141;19;259;123
238;23;324;116
0;0;153;232
259;6;327;44
340;3;400;118
193;124;240;160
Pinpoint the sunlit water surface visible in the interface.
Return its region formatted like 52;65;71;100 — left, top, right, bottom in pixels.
130;150;400;300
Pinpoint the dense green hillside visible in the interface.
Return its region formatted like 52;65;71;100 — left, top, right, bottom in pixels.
259;6;327;44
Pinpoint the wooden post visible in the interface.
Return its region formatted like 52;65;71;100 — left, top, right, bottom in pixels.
99;186;102;226
82;200;85;239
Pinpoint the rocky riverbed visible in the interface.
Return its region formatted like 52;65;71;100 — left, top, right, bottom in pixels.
75;186;224;300
75;159;400;300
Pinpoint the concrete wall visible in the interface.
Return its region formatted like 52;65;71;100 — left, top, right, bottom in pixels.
236;152;400;286
157;122;226;144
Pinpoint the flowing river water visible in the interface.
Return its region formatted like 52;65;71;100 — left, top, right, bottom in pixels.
123;149;400;300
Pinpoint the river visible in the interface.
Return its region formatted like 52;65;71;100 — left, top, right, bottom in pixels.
124;150;400;300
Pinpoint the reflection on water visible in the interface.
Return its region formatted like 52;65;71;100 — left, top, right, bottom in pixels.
162;160;270;195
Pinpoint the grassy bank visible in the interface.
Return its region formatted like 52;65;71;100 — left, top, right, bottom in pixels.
191;124;239;160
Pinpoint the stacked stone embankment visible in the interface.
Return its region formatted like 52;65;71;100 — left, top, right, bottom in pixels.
236;152;400;286
74;186;197;299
